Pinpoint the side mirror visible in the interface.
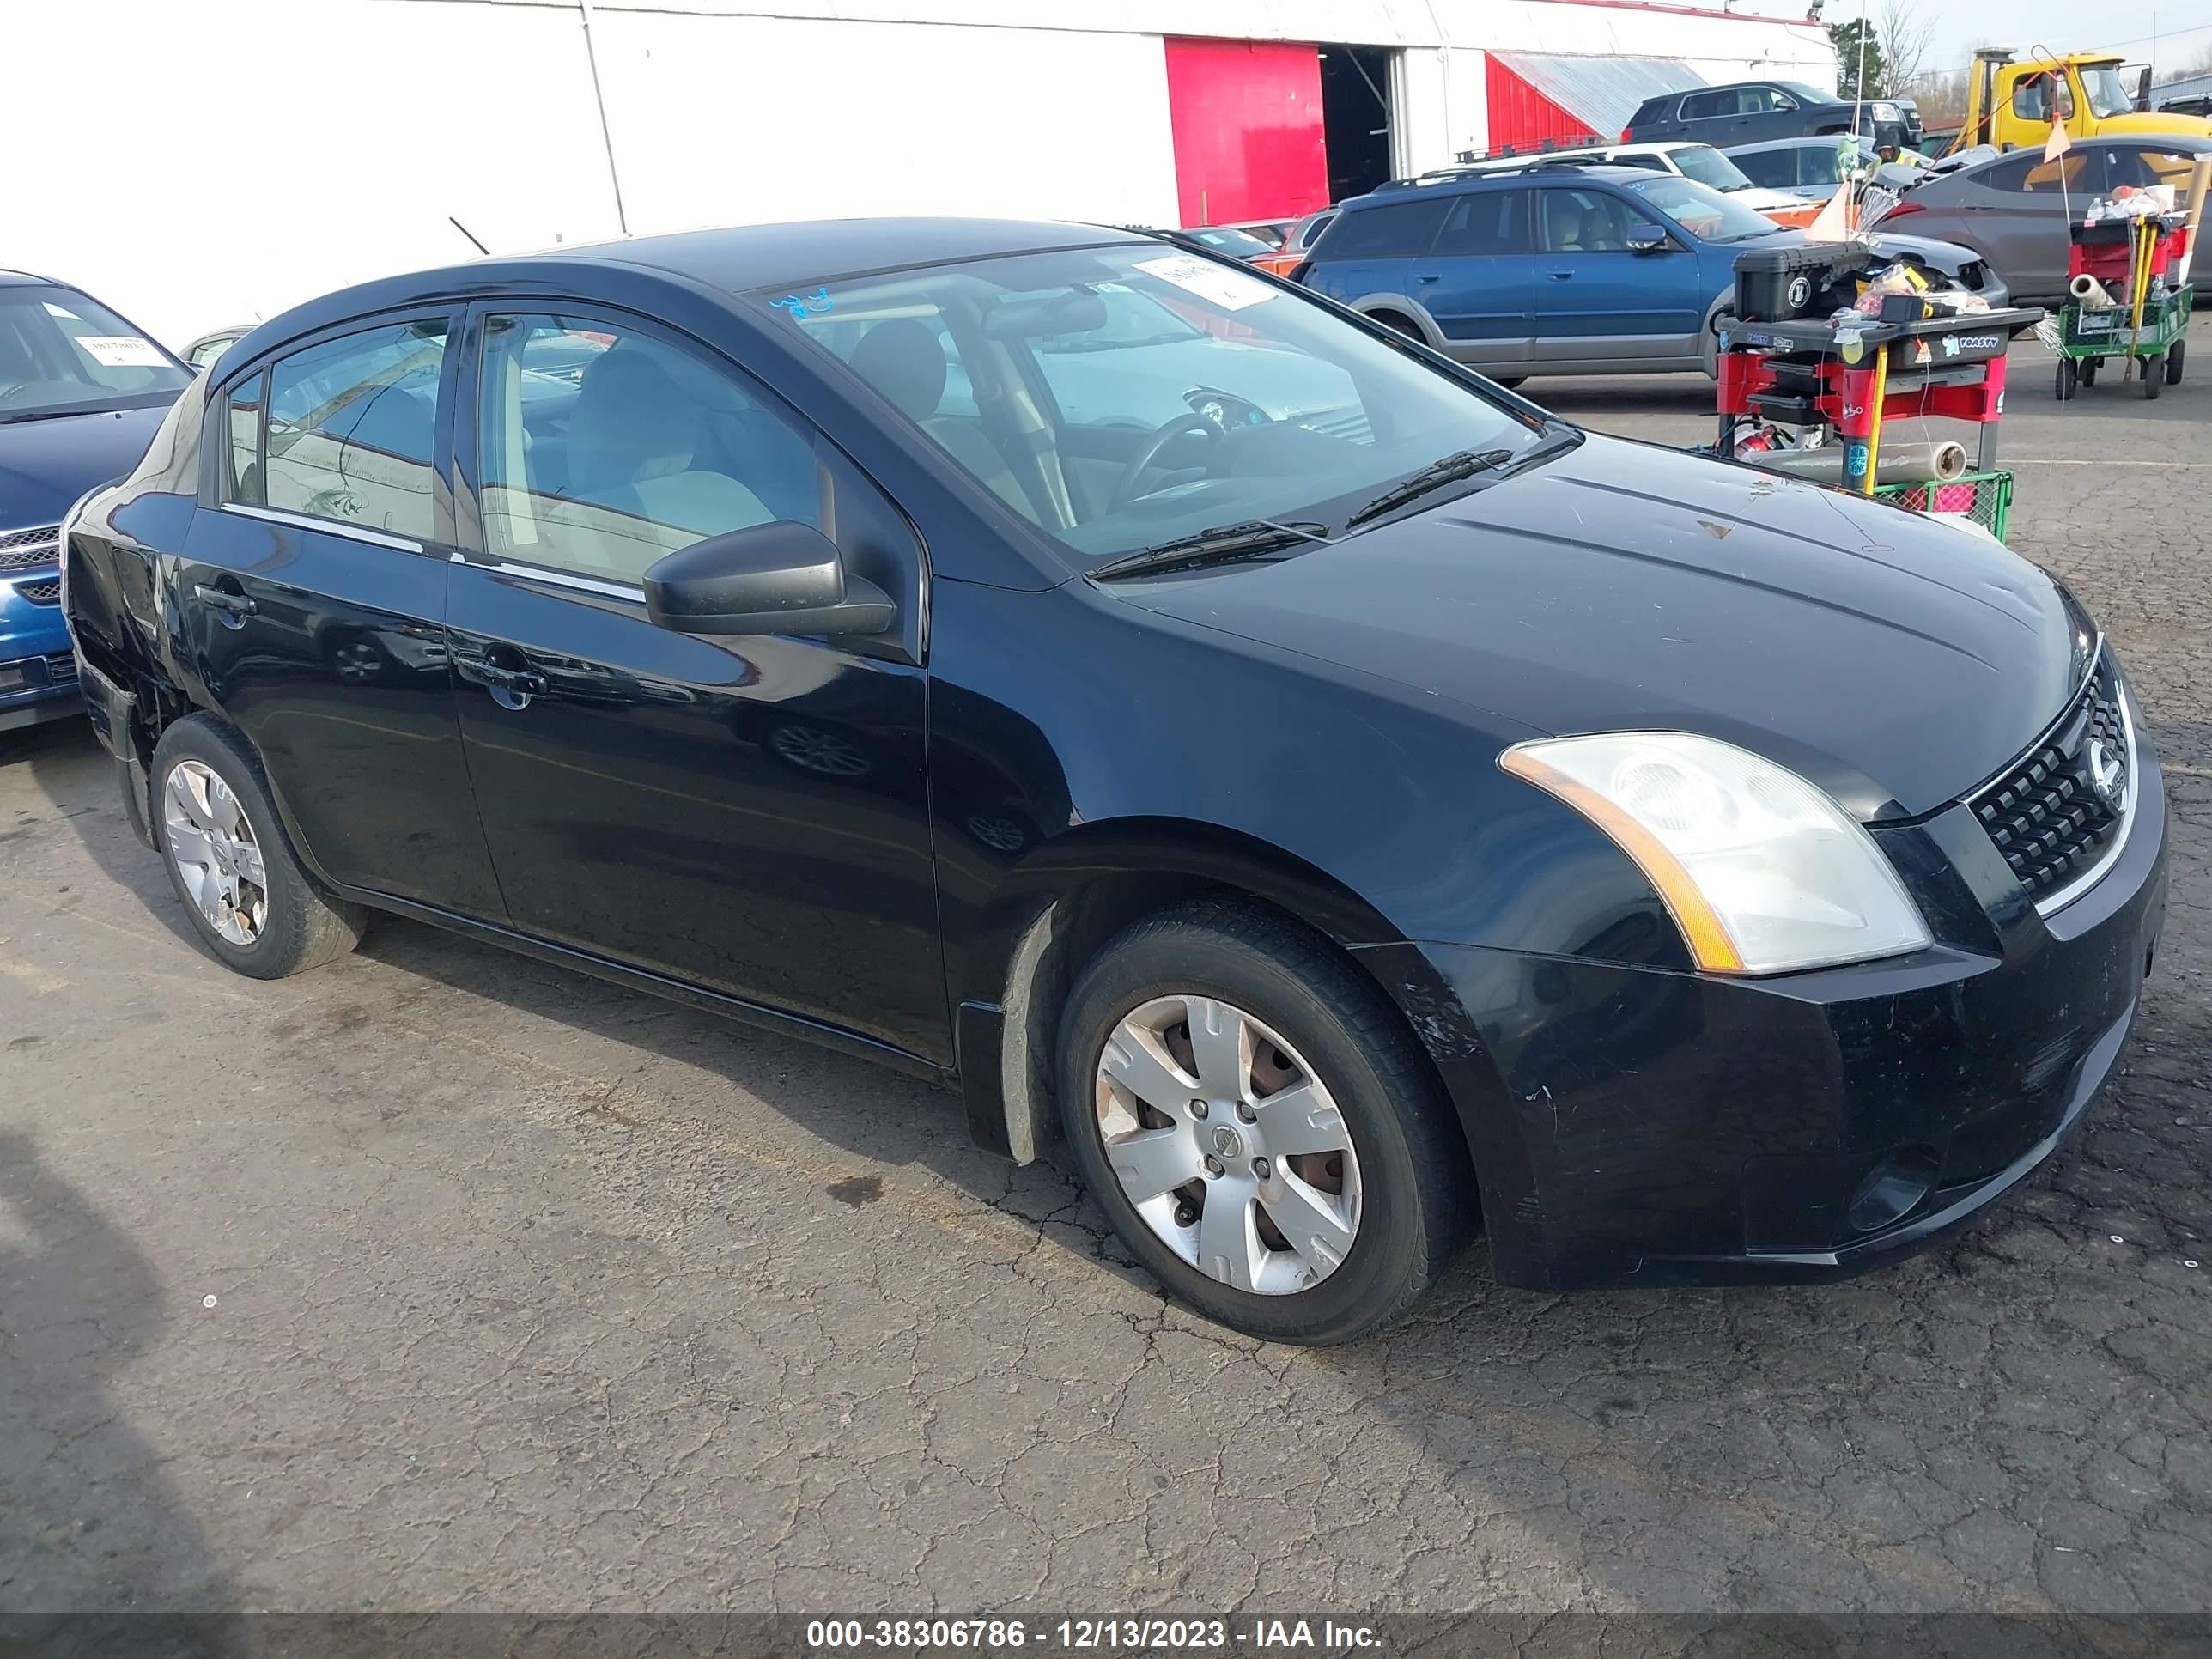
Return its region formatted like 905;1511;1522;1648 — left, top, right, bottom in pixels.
643;521;895;638
1626;222;1672;253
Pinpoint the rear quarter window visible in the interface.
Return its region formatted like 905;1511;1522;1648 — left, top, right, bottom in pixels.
1311;198;1453;261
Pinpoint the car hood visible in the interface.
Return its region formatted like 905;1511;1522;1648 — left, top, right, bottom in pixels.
1729;185;1814;212
0;402;174;532
1118;434;2087;821
1734;223;1983;277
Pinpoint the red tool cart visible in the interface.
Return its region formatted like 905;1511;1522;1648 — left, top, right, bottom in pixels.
1716;305;2046;539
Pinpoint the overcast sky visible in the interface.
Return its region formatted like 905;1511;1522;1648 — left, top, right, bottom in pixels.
1747;1;2212;82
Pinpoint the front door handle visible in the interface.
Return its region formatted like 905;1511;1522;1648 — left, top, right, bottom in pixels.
1547;270;1575;280
1415;272;1442;284
455;655;549;706
462;661;548;696
193;584;257;618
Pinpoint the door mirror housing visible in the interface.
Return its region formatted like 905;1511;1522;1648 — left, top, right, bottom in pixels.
643;521;896;638
1626;222;1673;253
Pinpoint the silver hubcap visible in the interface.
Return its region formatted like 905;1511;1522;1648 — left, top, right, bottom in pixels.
162;761;269;946
1094;995;1362;1296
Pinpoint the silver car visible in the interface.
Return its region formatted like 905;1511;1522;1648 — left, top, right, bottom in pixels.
1870;137;2212;304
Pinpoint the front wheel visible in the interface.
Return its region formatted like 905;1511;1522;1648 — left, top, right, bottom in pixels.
1056;900;1474;1344
2167;339;2186;384
2144;354;2164;398
2056;358;2077;400
151;715;366;978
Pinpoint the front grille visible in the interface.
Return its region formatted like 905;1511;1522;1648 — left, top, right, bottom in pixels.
1971;653;2132;906
15;579;61;605
0;524;61;571
44;652;76;684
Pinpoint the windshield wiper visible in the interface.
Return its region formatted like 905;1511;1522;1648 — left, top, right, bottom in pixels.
0;406;100;426
1090;520;1330;581
1344;447;1516;530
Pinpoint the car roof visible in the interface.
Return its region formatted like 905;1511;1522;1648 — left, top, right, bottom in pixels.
1729;135;1869;152
545;217;1148;295
1947;131;2212;176
214;218;1175;384
0;269;58;289
1363;162;1652;200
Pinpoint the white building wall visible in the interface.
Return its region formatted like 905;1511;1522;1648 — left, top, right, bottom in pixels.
3;0;1831;349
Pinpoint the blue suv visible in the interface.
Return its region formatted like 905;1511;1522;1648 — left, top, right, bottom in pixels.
1;270;191;735
1298;164;2005;382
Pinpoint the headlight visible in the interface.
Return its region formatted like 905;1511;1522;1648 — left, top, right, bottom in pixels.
1872;102;1901;120
1500;732;1930;975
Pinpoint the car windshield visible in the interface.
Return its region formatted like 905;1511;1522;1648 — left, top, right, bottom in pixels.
1672;146;1756;192
1180;227;1275;258
0;286;191;421
1622;174;1781;242
1774;81;1831;104
2080;64;2136;119
771;242;1543;567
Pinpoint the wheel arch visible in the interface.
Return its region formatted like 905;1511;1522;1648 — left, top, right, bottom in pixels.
1345;295;1448;349
951;816;1498;1194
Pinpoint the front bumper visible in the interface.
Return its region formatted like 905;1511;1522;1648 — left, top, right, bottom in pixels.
0;651;83;733
1401;740;2169;1291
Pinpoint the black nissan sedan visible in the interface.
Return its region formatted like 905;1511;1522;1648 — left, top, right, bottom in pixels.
61;219;2166;1343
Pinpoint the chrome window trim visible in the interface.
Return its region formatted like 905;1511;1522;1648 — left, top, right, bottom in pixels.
2034;680;2138;919
466;554;644;602
220;501;423;555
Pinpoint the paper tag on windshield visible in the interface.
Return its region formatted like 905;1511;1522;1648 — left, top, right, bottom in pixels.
75;335;168;368
44;302;82;320
1134;254;1274;311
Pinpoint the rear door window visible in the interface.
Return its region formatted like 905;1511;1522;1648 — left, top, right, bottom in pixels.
264;321;449;540
1434;189;1531;255
1316;198;1453;260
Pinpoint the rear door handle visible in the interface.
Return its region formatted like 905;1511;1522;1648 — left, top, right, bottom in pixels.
1547;270;1575;280
193;584;256;623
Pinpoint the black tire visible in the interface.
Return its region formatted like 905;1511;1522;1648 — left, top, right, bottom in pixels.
149;714;366;978
2080;357;2100;387
2167;339;2185;385
1490;375;1528;391
2056;359;2076;400
1366;310;1422;342
2144;355;2163;398
1056;898;1475;1345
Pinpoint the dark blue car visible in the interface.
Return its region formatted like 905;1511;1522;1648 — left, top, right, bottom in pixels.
1;270;191;733
1299;165;2004;381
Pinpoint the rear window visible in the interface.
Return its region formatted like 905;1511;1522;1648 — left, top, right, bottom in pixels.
1312;198;1453;260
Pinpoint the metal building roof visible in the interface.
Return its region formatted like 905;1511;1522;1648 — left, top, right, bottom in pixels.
1490;52;1706;137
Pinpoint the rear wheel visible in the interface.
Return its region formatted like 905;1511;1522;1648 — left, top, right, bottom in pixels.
1366;309;1422;342
1056;899;1474;1344
2056;358;2077;400
1490;375;1528;391
2080;357;2100;387
2144;353;2164;398
2167;339;2186;384
151;715;365;979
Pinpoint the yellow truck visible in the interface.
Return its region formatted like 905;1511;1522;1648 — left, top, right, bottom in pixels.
1954;49;2212;152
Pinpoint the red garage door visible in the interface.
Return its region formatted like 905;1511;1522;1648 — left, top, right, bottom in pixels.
1164;38;1328;227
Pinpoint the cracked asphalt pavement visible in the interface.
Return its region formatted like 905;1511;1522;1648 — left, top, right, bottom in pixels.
3;331;2209;1619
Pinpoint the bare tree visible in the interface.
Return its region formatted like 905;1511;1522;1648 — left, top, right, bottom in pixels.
1875;0;1938;99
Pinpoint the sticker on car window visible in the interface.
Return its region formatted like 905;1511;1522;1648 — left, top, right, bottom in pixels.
44;302;82;320
73;335;169;368
1133;255;1274;312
